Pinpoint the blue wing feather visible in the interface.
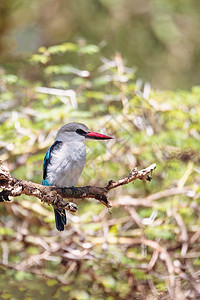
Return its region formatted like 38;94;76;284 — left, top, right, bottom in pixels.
42;178;51;186
42;141;66;231
43;146;52;181
42;141;62;181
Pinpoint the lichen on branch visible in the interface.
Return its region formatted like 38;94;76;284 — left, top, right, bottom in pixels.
0;163;156;211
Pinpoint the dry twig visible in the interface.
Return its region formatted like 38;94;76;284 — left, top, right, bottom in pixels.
173;209;188;257
0;163;156;211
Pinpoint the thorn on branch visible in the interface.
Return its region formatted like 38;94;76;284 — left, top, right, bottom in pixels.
140;174;152;181
106;180;116;189
146;175;152;181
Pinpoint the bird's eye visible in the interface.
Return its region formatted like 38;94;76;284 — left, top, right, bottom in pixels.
76;129;87;135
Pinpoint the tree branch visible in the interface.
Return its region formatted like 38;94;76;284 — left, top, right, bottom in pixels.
0;163;156;211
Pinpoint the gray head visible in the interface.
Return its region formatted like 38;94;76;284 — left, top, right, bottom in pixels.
55;122;112;143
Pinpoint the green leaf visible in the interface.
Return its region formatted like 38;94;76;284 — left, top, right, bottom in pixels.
0;227;14;236
61;286;71;292
29;54;50;64
2;74;18;84
1;293;12;299
27;247;39;255
46;279;58;286
78;44;99;54
48;43;78;54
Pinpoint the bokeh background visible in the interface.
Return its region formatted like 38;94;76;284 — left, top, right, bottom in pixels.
1;0;200;89
0;1;200;299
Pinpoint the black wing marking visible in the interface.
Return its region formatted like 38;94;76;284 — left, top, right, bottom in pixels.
43;141;62;180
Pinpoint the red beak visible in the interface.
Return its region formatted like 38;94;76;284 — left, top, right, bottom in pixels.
85;131;113;140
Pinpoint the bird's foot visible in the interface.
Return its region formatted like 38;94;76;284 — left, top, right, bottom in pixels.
70;186;76;195
61;187;67;194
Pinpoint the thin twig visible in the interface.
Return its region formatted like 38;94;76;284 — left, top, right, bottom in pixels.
112;186;191;207
173;209;188;257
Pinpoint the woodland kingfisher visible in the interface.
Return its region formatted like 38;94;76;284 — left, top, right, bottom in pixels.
42;122;112;231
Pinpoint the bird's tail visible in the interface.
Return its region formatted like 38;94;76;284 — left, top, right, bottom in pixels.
54;209;67;231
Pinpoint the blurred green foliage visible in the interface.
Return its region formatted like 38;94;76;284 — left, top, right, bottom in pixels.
0;41;200;299
1;0;200;89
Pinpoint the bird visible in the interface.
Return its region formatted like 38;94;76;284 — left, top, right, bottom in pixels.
42;122;112;231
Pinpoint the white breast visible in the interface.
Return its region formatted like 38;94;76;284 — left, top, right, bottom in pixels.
46;141;86;187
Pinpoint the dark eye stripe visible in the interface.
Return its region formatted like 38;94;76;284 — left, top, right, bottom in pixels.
76;129;87;135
